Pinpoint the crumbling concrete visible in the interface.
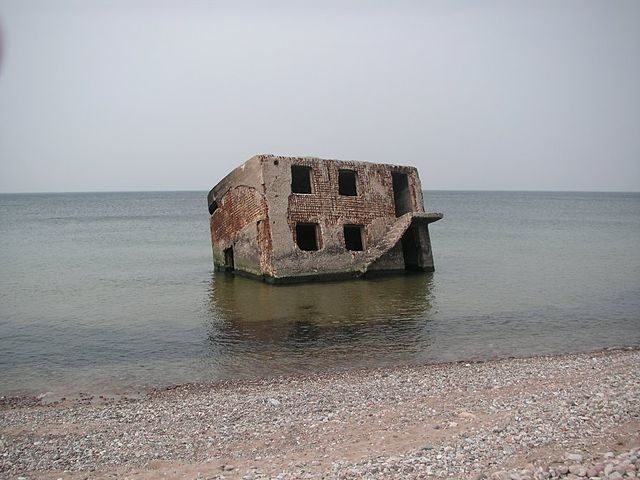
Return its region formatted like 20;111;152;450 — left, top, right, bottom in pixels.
207;155;442;283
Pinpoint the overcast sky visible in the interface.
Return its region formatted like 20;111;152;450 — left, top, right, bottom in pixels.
0;1;638;193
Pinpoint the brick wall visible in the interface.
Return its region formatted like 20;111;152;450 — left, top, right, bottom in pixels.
210;185;270;273
284;158;419;247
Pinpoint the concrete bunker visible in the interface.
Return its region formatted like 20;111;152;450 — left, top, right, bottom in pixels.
207;155;443;283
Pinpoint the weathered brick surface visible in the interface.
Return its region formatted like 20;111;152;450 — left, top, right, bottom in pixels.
210;185;268;256
285;158;421;248
257;219;273;275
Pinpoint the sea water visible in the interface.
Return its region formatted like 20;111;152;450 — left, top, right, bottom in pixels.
0;191;638;396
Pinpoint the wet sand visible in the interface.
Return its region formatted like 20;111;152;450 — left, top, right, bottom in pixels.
1;348;639;479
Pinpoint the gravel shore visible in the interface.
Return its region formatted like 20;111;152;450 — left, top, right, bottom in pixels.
1;348;639;479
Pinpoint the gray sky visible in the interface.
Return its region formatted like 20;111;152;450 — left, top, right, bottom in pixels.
0;1;638;193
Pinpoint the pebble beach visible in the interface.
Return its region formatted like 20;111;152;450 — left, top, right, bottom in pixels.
1;348;639;479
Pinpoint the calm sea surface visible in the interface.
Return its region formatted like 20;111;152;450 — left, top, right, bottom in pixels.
0;191;639;396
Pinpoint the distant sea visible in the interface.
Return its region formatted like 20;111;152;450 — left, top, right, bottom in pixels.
1;191;639;396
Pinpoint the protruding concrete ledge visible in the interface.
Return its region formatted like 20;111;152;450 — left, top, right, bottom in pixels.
415;212;444;224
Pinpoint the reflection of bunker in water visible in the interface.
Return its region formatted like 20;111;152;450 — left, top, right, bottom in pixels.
207;273;434;345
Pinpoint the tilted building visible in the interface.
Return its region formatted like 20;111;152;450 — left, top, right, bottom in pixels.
207;155;442;283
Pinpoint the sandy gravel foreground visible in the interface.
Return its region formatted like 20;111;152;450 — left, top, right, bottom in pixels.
1;348;639;479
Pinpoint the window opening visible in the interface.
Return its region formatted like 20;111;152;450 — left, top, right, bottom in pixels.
392;172;412;217
401;226;423;271
338;169;357;196
291;165;312;194
343;225;364;251
223;247;235;271
295;223;320;251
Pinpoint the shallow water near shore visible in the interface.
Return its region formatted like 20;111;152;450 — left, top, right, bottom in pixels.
1;190;639;396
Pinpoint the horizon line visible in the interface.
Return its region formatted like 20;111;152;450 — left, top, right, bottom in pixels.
0;188;638;195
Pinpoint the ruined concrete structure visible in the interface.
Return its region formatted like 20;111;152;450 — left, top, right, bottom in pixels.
207;155;442;283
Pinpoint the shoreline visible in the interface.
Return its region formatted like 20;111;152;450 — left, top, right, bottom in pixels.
1;347;639;479
2;345;638;409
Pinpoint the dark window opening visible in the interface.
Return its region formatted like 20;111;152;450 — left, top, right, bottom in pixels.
291;165;312;194
208;200;219;215
344;225;364;251
295;223;320;251
223;247;235;271
401;226;423;271
392;172;412;217
338;169;357;196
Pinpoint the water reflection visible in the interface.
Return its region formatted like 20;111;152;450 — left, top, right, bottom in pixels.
204;273;435;377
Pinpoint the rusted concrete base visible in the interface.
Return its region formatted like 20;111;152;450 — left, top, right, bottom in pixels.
215;265;433;284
